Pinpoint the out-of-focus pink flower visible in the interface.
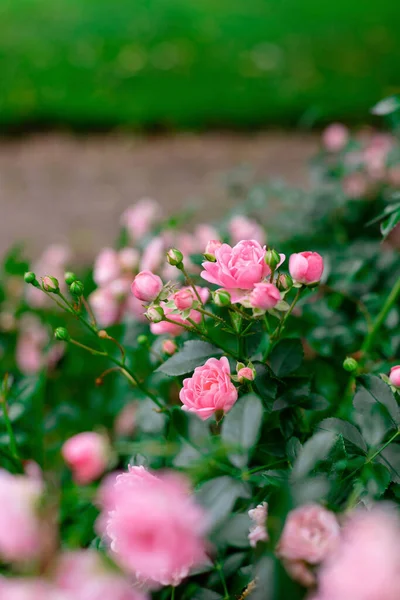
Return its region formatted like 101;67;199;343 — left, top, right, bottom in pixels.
0;470;43;563
16;315;64;375
237;367;255;382
276;504;340;581
150;287;209;337
62;432;110;485
201;240;269;303
0;578;64;600
126;294;147;322
119;248;139;271
389;365;400;388
26;244;71;308
140;237;165;273
388;166;400;188
249;282;281;310
162;340;177;355
89;288;121;327
55;550;149;600
342;172;369;199
363;134;393;179
228;216;266;246
114;402;137;437
173;288;195;310
204;240;223;257
131;271;163;303
93;248;122;287
97;465;207;587
121;198;160;241
284;560;317;588
322;123;349;152
195;224;219;250
289;252;324;285
248;502;269;547
179;357;238;420
316;506;400;600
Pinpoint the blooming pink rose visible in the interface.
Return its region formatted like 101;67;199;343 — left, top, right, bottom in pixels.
0;470;43;563
277;504;340;567
201;240;270;303
322;123;349;152
150;287;209;337
89;288;121;327
249;282;281;310
204;240;223;257
289;252;324;285
55;550;149;600
316;506;400;600
228;216;266;245
140;236;165;273
389;365;400;388
248;502;269;547
179;356;238;420
97;466;207;587
162;340;177;355
62;432;110;485
173;288;195;310
131;271;163;303
93;248;121;287
237;367;255;382
121;198;160;241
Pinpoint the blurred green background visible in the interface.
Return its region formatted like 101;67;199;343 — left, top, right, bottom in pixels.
1;0;399;130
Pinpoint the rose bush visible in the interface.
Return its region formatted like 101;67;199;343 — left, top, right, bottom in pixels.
0;104;398;599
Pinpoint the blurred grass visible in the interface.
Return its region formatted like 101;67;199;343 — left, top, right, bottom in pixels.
0;0;399;130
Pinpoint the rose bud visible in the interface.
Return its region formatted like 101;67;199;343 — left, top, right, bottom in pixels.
237;366;255;383
69;280;84;297
64;271;77;285
249;283;281;310
389;365;400;388
145;306;165;323
162;340;177;355
54;327;70;342
277;273;293;292
213;289;231;307
62;432;110;485
289;252;324;285
265;249;280;270
166;248;184;267
343;357;358;373
131;271;163;303
204;240;223;261
24;271;37;285
42;275;59;293
173;288;195;311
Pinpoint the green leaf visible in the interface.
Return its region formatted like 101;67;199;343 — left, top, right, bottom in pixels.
253;362;277;404
317;417;367;453
291;431;335;479
286;437;302;464
270;339;304;378
381;208;400;239
191;589;223;600
377;443;400;484
156;341;223;376
196;476;250;529
371;95;400;116
221;394;264;468
214;513;251;548
357;375;400;427
364;462;391;497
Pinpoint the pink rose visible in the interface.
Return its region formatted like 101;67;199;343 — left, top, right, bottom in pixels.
248;502;269;547
62;432;110;485
237;367;255;382
322;123;349;152
162;340;177;355
150;287;209;337
316;506;400;600
55;550;149;600
228;216;266;245
114;402;137;437
249;282;281;310
131;271;163;303
140;236;165;273
89;288;121;327
119;247;139;271
195;224;219;250
201;240;270;303
26;244;71;308
342;173;369;199
389;365;400;388
179;356;238;420
277;504;340;567
93;248;121;287
121;198;160;241
204;239;223;257
173;288;195;310
0;470;43;563
97;466;207;587
289;252;324;285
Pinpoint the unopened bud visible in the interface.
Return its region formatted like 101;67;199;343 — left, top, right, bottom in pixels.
162;340;177;355
237;365;256;383
343;357;358;373
213;289;231;307
137;334;148;346
166;248;183;267
145;306;165;323
42;275;59;293
70;280;84;297
98;330;108;339
203;240;222;262
54;327;70;342
24;272;38;286
277;273;293;292
65;272;77;285
265;249;280;270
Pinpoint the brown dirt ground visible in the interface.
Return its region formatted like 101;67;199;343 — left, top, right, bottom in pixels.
0;132;318;261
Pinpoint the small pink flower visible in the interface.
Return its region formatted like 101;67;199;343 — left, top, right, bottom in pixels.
26;244;71;308
316;506;400;600
140;236;165;273
277;504;340;566
0;470;43;563
228;216;266;245
89;288;121;327
237;367;255;382
343;173;369;199
62;432;110;485
97;465;207;587
93;248;121;287
248;502;269;547
204;240;223;257
163;340;177;355
179;356;238;420
151;287;209;337
55;550;149;600
114;402;137;437
173;288;195;310
289;252;324;285
322;123;349;152
201;240;270;303
119;247;139;271
121;198;160;241
131;271;163;303
195;225;219;250
249;282;281;310
389;365;400;388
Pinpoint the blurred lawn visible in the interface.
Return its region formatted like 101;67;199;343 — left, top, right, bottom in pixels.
0;0;399;129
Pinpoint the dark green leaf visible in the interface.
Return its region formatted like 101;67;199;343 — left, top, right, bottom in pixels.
381;208;400;239
156;341;223;376
270;339;304;378
377;443;400;484
253;362;277;404
292;431;335;479
196;476;250;529
214;514;251;548
222;394;263;468
317;417;367;453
